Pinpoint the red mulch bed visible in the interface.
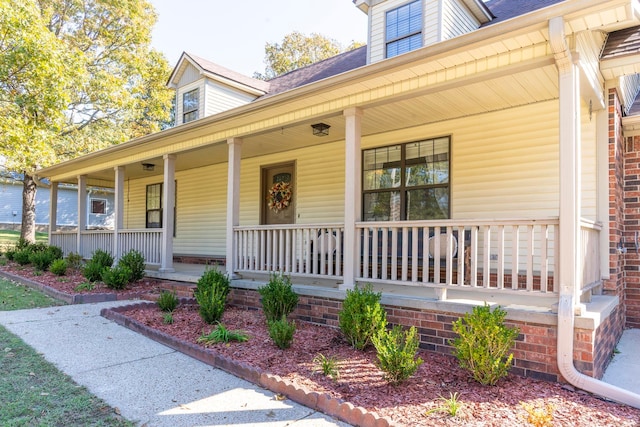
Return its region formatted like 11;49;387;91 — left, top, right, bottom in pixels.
2;263;640;426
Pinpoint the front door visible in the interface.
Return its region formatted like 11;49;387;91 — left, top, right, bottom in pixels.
262;162;295;225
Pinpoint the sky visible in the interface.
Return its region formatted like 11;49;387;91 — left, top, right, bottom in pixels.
148;0;369;77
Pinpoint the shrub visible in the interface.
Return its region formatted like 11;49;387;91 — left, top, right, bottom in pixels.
75;282;95;292
258;273;298;322
46;245;63;261
163;312;174;325
313;353;340;381
49;258;68;276
197;323;249;344
119;250;145;282
520;402;554;427
28;242;49;253
29;250;55;271
66;252;83;270
91;249;113;269
339;283;387;350
5;249;15;261
267;317;296;349
451;304;519;386
13;249;32;266
82;260;105;282
101;265;132;290
372;325;423;385
157;290;179;312
194;268;230;324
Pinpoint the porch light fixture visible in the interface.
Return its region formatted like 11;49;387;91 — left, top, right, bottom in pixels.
142;163;155;172
311;122;330;136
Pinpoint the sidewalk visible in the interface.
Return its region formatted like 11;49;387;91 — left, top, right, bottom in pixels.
0;301;350;427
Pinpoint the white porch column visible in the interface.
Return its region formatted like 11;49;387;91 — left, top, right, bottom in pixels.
160;154;176;272
77;175;87;257
48;182;58;244
226;138;242;278
113;166;125;261
553;25;582;313
341;107;363;290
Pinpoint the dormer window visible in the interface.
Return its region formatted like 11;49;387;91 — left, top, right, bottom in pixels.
182;88;199;123
386;0;423;58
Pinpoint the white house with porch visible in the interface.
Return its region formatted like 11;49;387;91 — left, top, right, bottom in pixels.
36;0;640;407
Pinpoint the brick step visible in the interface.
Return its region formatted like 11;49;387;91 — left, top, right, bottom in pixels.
143;280;196;300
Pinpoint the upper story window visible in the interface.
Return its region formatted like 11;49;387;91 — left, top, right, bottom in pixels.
182;88;199;123
362;136;450;221
386;0;423;58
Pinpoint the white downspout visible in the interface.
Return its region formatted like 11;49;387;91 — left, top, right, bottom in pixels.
550;16;640;409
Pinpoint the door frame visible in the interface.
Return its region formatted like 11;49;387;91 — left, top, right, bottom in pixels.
260;161;296;225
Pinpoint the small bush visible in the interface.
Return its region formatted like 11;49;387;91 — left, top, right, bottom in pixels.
194;268;230;324
313;353;340;381
163;313;174;324
75;282;95;292
91;249;113;269
101;265;132;290
29;250;55;271
13;249;32;266
46;245;63;260
426;392;463;417
119;250;145;282
372;325;423;385
197;323;250;344
258;273;298;322
267;317;296;349
339;283;387;350
5;249;15;261
157;290;179;312
520;401;555;427
49;258;68;276
451;304;519;386
66;252;83;270
82;260;105;282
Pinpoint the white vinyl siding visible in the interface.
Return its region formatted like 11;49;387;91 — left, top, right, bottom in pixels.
441;0;480;40
176;63;201;87
204;80;257;117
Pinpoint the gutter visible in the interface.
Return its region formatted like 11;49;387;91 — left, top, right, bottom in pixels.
550;15;640;409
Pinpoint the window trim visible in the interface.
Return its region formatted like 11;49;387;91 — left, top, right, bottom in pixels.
90;198;107;215
361;136;451;221
385;0;423;59
146;183;163;229
182;88;199;123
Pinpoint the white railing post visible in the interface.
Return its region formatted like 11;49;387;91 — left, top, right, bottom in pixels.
113;166;124;261
226;138;242;278
160;154;175;272
77;175;87;257
48;182;58;246
342;107;363;290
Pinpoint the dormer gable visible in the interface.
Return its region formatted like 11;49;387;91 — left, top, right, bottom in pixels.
167;52;270;126
354;0;493;64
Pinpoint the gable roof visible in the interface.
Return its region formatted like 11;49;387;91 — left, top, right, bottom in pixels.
264;46;367;97
483;0;565;25
167;52;270;95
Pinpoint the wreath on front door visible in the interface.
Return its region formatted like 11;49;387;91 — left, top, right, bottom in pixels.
267;181;292;213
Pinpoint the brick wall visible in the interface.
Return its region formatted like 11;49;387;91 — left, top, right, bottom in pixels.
623;132;640;328
228;287;617;383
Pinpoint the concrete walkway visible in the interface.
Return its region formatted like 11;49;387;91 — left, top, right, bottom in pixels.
0;301;350;427
602;328;640;395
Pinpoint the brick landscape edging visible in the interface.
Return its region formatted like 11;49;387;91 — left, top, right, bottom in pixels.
101;302;394;427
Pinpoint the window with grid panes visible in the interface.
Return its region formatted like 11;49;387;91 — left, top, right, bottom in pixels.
362;137;450;221
386;0;423;58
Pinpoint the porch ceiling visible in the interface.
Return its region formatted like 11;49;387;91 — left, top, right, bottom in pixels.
74;64;560;187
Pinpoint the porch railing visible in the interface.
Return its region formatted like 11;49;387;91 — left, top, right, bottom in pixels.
356;219;559;296
580;219;602;300
118;229;162;265
234;224;344;278
50;229;162;265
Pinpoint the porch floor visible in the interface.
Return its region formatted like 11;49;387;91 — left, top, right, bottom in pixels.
145;263;560;316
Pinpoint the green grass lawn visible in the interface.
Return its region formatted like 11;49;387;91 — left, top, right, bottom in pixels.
0;278;134;426
0;229;48;246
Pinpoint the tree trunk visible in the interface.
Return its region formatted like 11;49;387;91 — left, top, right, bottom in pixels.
20;173;37;244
